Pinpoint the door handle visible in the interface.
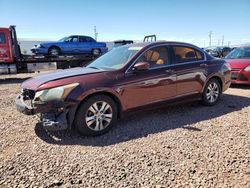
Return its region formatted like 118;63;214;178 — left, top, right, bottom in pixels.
165;69;175;74
200;63;208;68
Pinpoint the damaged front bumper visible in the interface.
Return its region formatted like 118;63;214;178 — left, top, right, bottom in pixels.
15;95;73;130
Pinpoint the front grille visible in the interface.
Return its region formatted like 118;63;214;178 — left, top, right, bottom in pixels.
22;89;35;100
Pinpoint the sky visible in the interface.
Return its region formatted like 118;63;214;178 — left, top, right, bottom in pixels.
0;0;250;47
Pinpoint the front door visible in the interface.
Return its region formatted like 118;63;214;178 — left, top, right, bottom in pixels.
119;46;177;110
64;36;79;54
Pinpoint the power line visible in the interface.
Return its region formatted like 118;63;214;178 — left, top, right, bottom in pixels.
209;31;212;47
94;26;98;41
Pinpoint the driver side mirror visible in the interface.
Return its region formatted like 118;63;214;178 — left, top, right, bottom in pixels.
132;61;150;71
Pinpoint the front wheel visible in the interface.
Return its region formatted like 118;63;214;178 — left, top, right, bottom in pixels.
74;95;117;136
202;78;221;106
48;47;60;56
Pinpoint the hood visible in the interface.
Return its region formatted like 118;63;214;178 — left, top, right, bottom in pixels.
225;59;250;69
22;67;104;90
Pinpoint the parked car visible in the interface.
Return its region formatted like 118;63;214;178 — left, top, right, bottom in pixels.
205;46;232;58
225;46;250;84
204;47;220;57
113;40;134;48
31;35;108;56
16;41;231;136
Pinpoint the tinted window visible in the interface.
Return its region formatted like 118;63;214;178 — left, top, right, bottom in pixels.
173;46;204;63
79;36;87;42
136;46;169;69
0;33;6;44
86;37;95;42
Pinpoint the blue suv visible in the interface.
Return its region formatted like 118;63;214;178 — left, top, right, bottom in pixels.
31;35;108;56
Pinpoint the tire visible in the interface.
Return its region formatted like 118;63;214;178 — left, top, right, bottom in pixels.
202;78;221;106
74;95;118;136
48;47;60;56
92;48;101;56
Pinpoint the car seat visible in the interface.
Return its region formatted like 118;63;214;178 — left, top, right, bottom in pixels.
185;51;196;59
144;50;164;65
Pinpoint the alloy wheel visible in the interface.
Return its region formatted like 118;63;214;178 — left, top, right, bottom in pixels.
206;82;219;103
85;101;113;131
50;48;59;56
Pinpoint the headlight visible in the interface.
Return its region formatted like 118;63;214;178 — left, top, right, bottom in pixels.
34;83;79;102
244;66;250;71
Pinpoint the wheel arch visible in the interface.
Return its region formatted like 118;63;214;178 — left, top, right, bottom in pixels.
48;45;61;53
202;74;223;93
69;90;123;129
92;48;101;56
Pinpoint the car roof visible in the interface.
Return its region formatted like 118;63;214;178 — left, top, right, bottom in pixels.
127;41;202;50
68;35;93;38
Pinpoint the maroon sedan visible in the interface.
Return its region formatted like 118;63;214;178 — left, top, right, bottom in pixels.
225;46;250;85
16;42;231;136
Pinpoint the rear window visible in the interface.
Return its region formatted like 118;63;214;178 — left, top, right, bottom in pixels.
0;33;6;44
173;46;204;63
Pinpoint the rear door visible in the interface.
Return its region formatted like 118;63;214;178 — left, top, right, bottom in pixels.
78;36;96;54
170;45;207;96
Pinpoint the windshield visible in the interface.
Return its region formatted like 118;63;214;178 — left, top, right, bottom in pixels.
113;43;124;48
87;45;142;70
225;47;250;59
58;37;68;42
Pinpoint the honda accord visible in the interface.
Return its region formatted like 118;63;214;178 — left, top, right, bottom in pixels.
16;41;231;136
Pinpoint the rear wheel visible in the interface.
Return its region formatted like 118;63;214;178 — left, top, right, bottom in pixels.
92;48;101;56
75;95;117;136
202;78;221;106
48;47;60;56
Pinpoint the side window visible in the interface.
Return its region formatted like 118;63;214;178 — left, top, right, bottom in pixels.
71;36;78;42
0;33;6;44
136;46;169;69
173;46;204;63
86;37;94;42
68;36;78;42
79;36;87;42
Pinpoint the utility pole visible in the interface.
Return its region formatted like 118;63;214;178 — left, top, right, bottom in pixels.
218;39;220;46
222;35;224;46
94;26;98;41
209;31;212;47
228;41;231;47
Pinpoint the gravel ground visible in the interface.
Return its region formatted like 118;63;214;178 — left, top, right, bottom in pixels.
0;73;249;188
